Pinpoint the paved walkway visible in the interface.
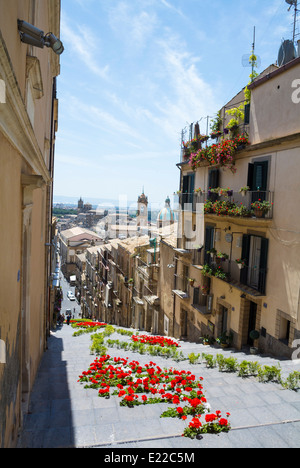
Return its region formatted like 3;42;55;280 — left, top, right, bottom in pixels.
17;324;300;449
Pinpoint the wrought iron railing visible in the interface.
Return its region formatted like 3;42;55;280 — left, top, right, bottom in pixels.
174;191;274;219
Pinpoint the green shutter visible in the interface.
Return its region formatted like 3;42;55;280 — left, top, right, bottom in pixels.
240;234;250;284
258;238;269;294
204;226;214;265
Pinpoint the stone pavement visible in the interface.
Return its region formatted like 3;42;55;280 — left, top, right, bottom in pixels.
17;324;300;449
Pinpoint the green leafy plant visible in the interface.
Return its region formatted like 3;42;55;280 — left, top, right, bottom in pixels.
183;411;231;439
210;111;223;134
225;104;245;135
216;252;229;260
282;371;300;391
202;353;216;368
251;199;273;212
201;264;214;277
257;364;282;384
239;185;250;194
188;353;201;364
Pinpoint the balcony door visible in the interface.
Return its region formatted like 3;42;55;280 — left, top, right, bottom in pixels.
240;234;269;294
247;236;261;290
182;173;195;208
204;226;215;265
248;160;268;202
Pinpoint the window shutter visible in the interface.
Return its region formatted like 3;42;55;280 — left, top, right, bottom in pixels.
204;226;214;265
208;169;219;189
193;287;200;305
247;163;254;190
258;238;269;294
182;175;189;193
189;173;195;205
240;234;250;284
244;103;250;125
182;175;189;207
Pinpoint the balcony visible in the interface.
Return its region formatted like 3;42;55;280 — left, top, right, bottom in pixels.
174;190;274;220
201;262;267;297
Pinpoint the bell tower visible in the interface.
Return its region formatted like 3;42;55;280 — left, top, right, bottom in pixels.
137;189;148;229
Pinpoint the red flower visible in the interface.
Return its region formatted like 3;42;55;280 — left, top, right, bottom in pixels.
189;417;202;429
219;418;228;427
205;413;218;423
124;395;134;402
189;398;201;408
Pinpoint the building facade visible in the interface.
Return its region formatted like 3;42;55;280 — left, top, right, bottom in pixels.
174;57;300;357
0;0;62;447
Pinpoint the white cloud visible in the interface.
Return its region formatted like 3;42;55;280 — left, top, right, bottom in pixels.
60;13;109;79
107;2;158;52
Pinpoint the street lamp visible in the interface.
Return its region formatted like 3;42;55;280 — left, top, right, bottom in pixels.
17;19;64;55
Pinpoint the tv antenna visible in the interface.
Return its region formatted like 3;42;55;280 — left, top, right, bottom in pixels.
242;26;261;76
285;0;299;43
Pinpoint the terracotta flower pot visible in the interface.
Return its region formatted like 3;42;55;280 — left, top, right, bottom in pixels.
254;208;264;218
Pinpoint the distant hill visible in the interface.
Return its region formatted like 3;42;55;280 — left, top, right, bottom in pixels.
53;195;136;209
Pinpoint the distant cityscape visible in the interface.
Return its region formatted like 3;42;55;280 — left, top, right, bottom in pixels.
53;192;177;242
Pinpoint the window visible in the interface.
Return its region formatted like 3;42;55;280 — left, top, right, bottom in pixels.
164;315;169;336
193;287;201;306
208;169;220;201
204;226;215;265
247;160;269;202
182;174;195;207
182;264;189;292
240;235;269;294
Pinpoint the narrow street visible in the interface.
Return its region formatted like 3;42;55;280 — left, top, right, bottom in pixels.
17;318;300;449
59;272;81;320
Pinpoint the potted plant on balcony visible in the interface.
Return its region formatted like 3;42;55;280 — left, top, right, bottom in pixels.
207;248;217;258
201;285;209;295
201;264;213;277
199;134;209;143
216;252;229;263
225;104;245;137
251;199;273;218
214;266;229;281
188;278;196;287
210;111;223;139
235;258;246;270
239;185;250;197
194;187;203;194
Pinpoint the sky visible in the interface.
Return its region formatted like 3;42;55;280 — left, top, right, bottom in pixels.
53;0;297;208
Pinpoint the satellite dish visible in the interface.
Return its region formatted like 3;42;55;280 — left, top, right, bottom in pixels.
278;39;297;66
286;0;297;8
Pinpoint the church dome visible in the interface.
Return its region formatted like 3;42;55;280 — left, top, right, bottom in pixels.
157;196;175;227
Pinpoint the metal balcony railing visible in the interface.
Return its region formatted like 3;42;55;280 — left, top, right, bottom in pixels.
174;191;274;219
